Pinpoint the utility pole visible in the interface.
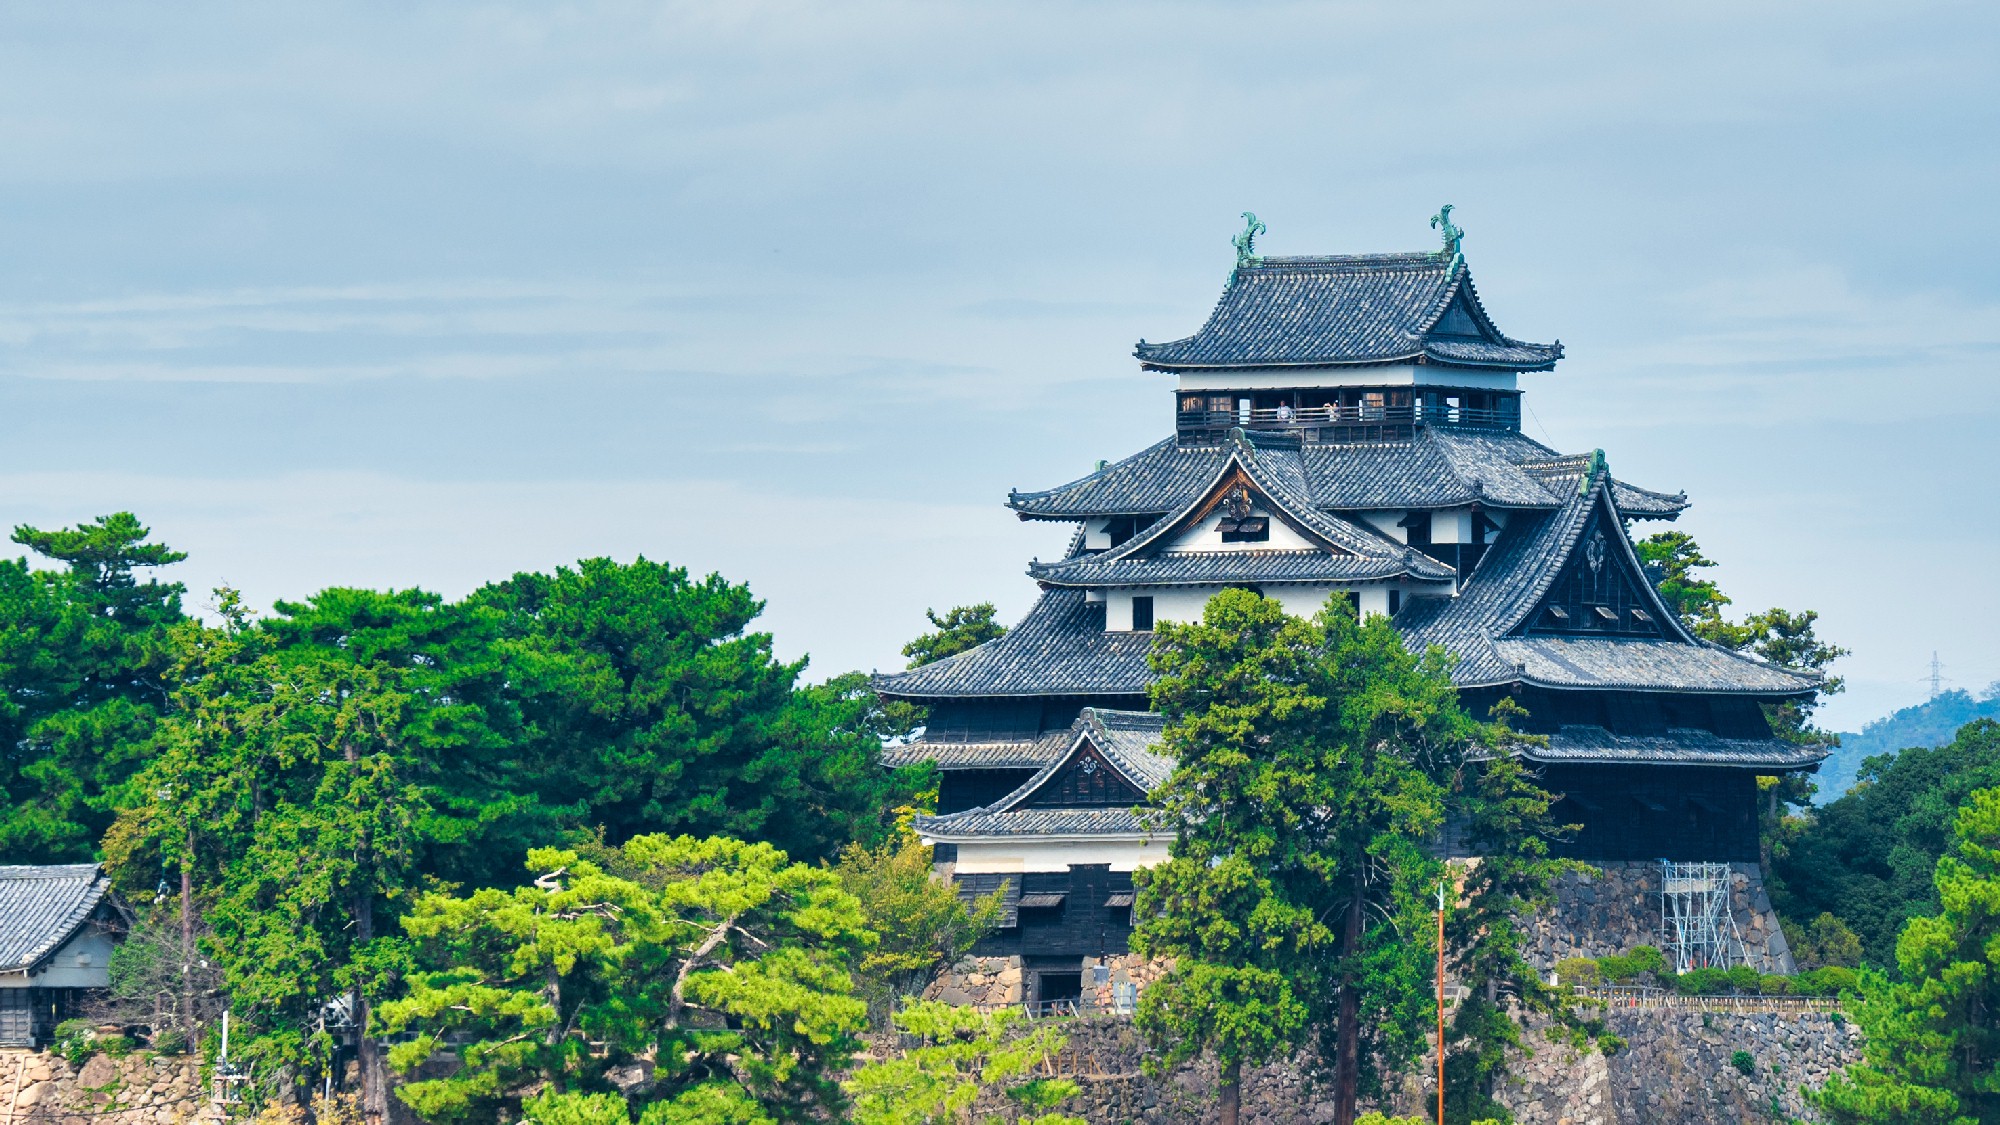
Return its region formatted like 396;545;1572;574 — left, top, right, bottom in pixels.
1436;879;1447;1125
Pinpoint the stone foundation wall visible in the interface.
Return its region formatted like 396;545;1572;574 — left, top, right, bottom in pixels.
1503;1008;1858;1124
0;1049;208;1124
962;1006;1859;1124
926;953;1172;1010
1525;861;1795;974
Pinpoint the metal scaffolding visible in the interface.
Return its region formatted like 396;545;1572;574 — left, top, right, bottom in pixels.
1658;861;1744;973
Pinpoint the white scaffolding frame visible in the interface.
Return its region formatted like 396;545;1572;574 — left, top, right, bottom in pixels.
1658;861;1744;973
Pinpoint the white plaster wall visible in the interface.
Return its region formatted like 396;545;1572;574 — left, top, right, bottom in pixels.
1359;511;1407;542
1177;368;1519;392
1110;587;1217;630
1432;507;1472;545
1082;517;1111;550
1110;583;1426;629
945;837;1172;874
1165;507;1314;553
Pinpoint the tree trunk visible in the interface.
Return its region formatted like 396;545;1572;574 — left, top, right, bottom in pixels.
355;888;388;1125
1219;1057;1241;1125
1334;863;1364;1125
179;840;195;1050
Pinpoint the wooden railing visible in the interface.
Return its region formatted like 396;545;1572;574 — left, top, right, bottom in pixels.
1572;986;1842;1014
1176;402;1519;440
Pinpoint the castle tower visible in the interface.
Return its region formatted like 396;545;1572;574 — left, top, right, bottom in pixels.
875;217;1820;1006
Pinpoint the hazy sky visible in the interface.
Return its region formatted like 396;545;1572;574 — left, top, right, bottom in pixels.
1;1;1995;731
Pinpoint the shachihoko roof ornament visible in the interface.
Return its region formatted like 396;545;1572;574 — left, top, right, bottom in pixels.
1430;204;1465;269
1224;212;1272;284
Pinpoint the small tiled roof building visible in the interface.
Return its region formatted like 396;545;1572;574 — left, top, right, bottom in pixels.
0;865;123;1046
878;217;1818;1004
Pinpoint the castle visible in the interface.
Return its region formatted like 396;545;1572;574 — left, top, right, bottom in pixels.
874;214;1822;1009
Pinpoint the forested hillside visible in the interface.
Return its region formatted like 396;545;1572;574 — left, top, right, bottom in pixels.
1817;686;2000;801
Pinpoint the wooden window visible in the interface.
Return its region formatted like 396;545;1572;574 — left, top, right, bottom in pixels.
1398;511;1433;547
1131;596;1154;631
1219;516;1269;543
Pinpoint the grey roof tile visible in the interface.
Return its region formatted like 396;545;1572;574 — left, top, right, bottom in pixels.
1133;254;1561;371
1026;437;1456;589
1527;726;1829;768
0;865;109;973
1008;428;1685;521
920;806;1152;839
873;588;1153;700
915;708;1171;840
1397;475;1818;698
1029;549;1441;588
881;729;1072;770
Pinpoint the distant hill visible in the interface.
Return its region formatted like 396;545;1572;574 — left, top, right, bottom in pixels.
1815;685;2000;802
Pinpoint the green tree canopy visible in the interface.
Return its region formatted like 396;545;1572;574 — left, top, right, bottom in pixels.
379;835;871;1125
900;604;1005;668
1131;590;1550;1125
1816;785;2000;1125
844;1001;1084;1125
0;513;186;861
470;557;910;861
1773;720;2000;965
832;833;998;1018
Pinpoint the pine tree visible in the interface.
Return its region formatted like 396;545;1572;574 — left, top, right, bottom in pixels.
1816;786;2000;1125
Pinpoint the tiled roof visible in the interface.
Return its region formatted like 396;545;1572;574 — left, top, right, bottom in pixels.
1096;434;1443;564
914;708;1172;841
1028;549;1443;588
918;806;1152;839
1525;726;1828;768
1024;438;1457;589
872;588;1153;700
880;732;1068;770
1490;637;1818;694
1072;709;1173;791
1133;254;1561;371
1397;476;1818;697
0;865;109;973
1007;429;1686;522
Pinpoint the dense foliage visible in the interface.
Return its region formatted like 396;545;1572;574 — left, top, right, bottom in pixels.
381;835;872;1125
1774;720;2000;965
1817;685;2000;804
832;834;1000;1018
1132;589;1569;1125
1816;786;2000;1125
0;512;928;1116
844;1001;1083;1125
0;514;186;861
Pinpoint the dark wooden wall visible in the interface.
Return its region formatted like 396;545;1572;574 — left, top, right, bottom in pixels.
965;864;1136;959
1541;764;1759;862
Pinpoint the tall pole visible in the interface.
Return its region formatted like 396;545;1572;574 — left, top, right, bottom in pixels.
1436;879;1446;1125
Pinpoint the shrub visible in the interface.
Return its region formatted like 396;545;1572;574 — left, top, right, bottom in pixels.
1730;1050;1755;1076
1794;966;1857;997
97;1035;134;1060
51;1019;95;1066
1599;944;1666;983
1758;973;1792;996
1725;965;1761;993
1676;967;1731;995
1555;957;1602;987
149;1028;188;1055
1597;1033;1626;1056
